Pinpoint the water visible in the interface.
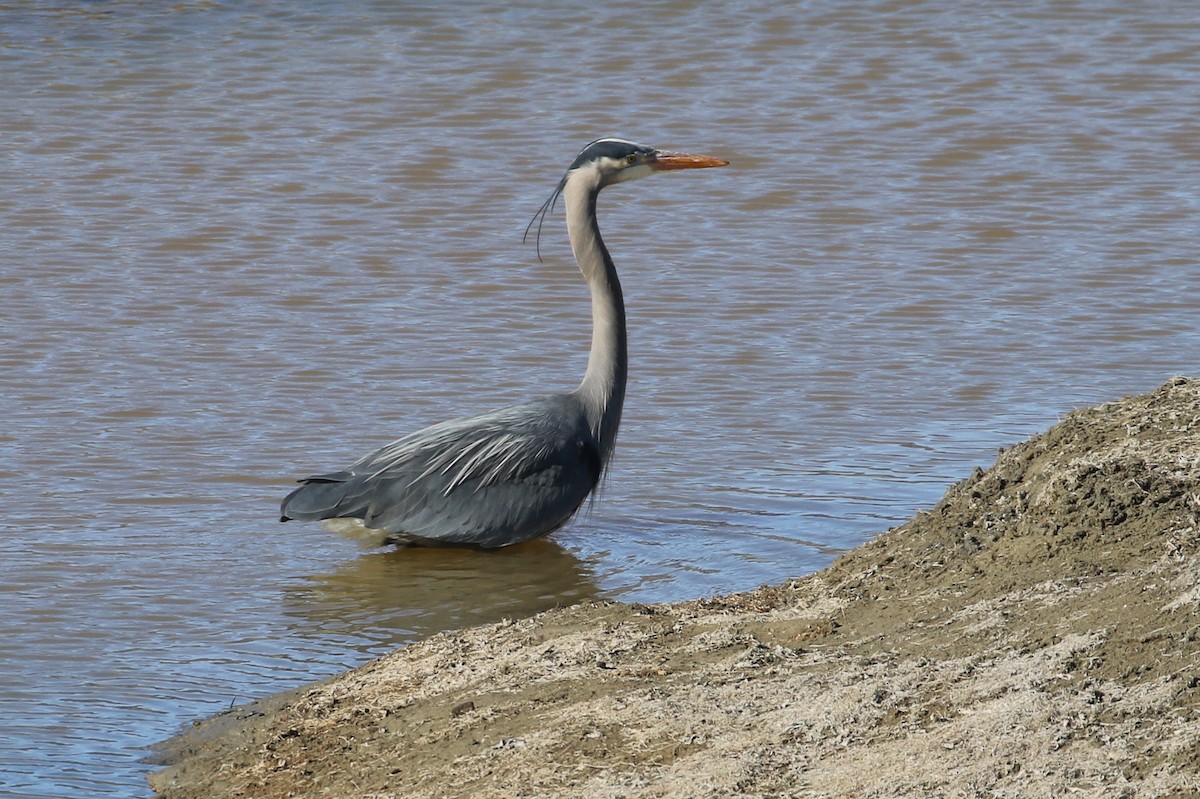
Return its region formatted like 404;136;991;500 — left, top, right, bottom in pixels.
1;1;1196;796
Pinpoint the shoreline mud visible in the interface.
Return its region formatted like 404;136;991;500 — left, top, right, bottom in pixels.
150;378;1200;798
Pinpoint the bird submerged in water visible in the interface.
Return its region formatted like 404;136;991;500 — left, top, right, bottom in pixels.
280;137;728;548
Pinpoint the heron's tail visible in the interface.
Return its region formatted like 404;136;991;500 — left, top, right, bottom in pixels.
279;471;370;523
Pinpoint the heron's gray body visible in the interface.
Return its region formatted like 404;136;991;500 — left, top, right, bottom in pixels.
280;138;726;548
281;394;601;547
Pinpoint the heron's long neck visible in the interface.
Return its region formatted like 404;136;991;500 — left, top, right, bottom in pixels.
565;173;627;467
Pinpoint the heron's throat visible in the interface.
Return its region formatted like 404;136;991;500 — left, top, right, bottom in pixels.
564;173;628;464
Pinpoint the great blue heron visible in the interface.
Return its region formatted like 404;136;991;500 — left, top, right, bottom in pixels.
280;138;729;548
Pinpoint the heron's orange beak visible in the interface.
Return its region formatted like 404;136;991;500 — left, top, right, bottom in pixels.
650;151;730;171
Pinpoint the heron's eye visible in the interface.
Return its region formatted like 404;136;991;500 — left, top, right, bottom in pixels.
625;153;638;165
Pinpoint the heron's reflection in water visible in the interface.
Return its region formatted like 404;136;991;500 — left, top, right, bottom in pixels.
282;539;603;657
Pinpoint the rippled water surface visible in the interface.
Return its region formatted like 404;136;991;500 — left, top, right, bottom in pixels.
2;2;1197;796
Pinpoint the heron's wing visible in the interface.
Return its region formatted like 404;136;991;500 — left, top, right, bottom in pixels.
356;397;593;489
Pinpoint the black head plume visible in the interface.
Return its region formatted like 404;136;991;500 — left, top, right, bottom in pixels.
522;173;567;263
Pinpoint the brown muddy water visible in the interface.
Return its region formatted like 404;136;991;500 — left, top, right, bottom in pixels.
1;2;1197;796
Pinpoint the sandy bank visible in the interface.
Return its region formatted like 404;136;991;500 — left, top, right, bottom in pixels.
149;378;1200;798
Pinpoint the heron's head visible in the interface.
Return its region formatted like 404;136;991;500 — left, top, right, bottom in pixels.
524;137;728;258
567;137;729;187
